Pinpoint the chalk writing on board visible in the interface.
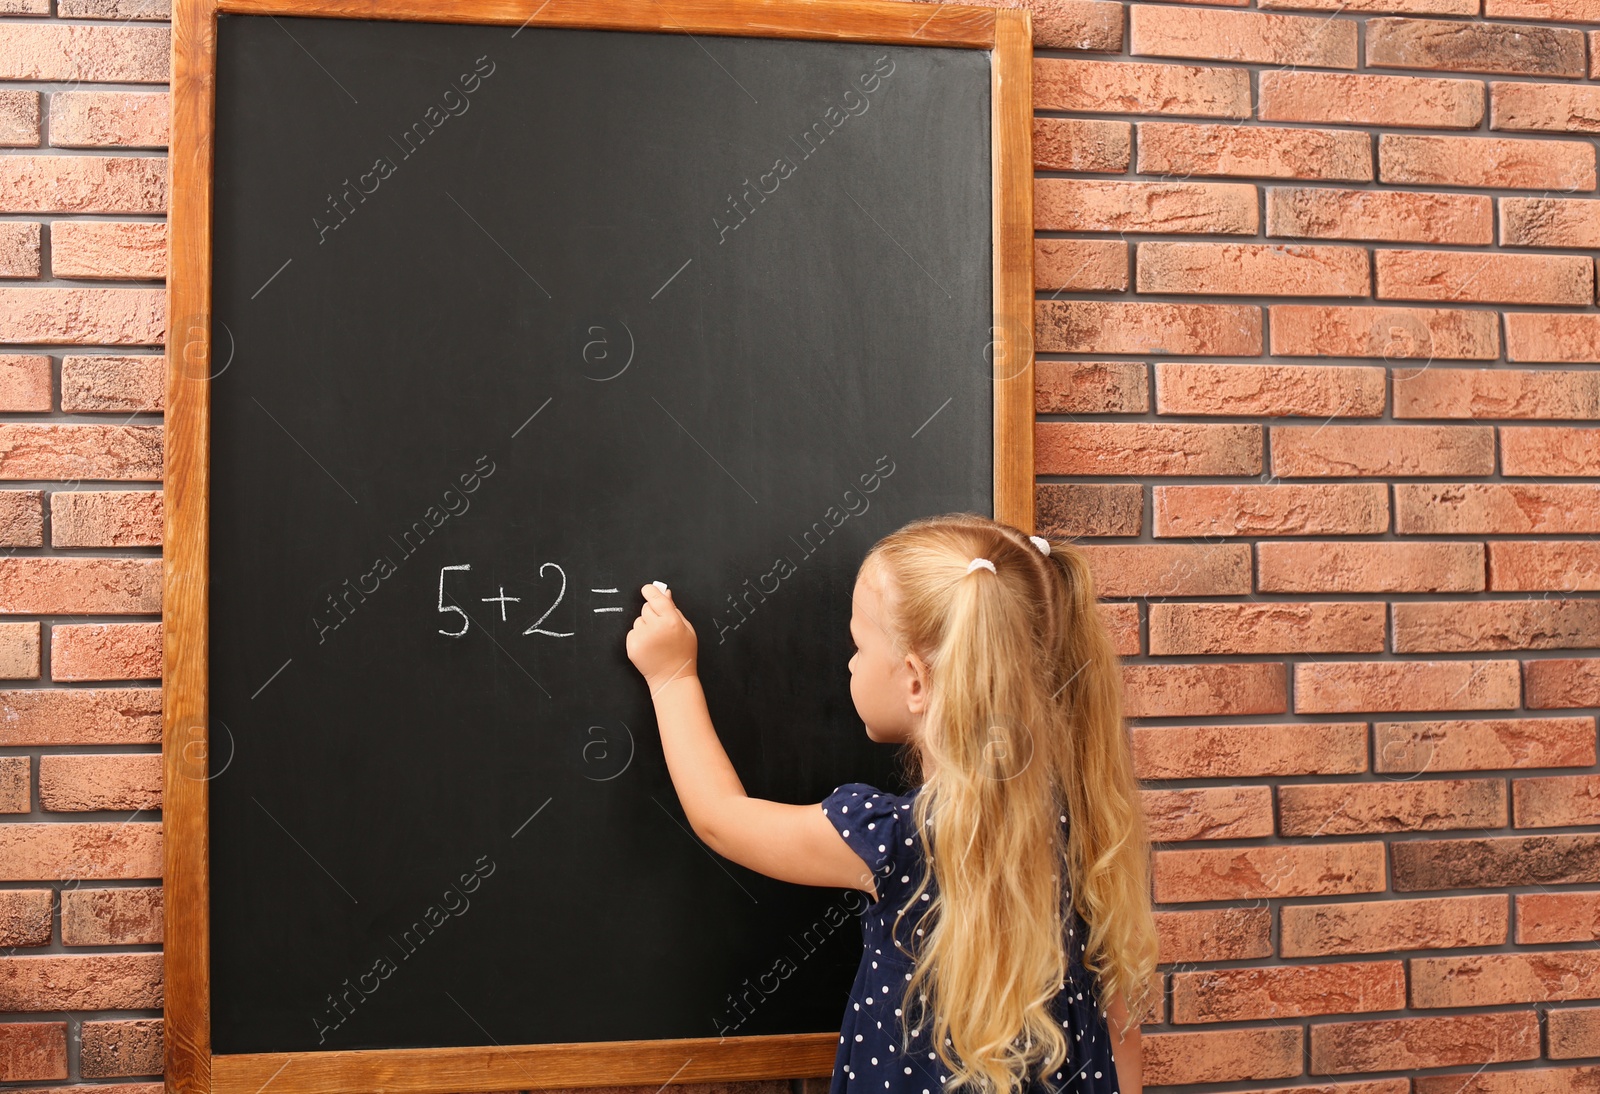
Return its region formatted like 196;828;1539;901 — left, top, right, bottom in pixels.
313;454;496;644
311;853;496;1044
712;54;895;245
437;562;626;639
313;55;497;245
711;454;895;644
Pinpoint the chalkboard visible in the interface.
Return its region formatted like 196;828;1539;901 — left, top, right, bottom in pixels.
167;1;1033;1088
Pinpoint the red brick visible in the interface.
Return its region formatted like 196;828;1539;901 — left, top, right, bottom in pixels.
1395;366;1600;420
1143;785;1274;841
1376;717;1597;773
60;886;161;946
1294;660;1520;713
1142;1027;1303;1087
1281;895;1509;957
0;558;160;614
1413;951;1600;1007
0;1022;66;1082
48;92;167;149
1028;0;1125;50
0;688;159;746
1280;778;1508;834
0;890;52;947
51;221;165;280
0;489;41;547
1131;6;1358;67
1548;1008;1600;1060
1518;892;1600;944
1528;658;1600;709
1034;58;1250;118
0;355;48;412
0;953;161;1009
61;0;170;13
1259;541;1484;593
1259;71;1484;129
0;221;39;277
1037;421;1261;475
0;823;160;880
38;754;159;812
1036;300;1262;355
1034;239;1126;293
1377;250;1592;305
1507;313;1600;362
1503;426;1600;475
0;754;27;812
1101;602;1140;657
60;354;162;413
1310;1012;1540;1073
1173;961;1404;1022
1492;541;1600;591
1396;834;1600;890
0;90;39;148
1153;483;1389;537
1368;17;1586;77
1493;82;1600;135
50;622;160;681
1269;187;1492;244
0;287;162;345
1154;842;1385;901
1036;178;1257;234
79;1018;161;1079
1487;0;1600;16
1032;117;1129;173
1123;662;1287;718
1396;483;1600;534
0;25;167;82
1265;0;1474;10
0;424;160;480
0;155;165;214
1155;362;1384;417
2;1085;166;1094
1035;361;1147;414
1149;602;1384;655
1133;722;1367;778
1137;242;1367;297
1154;907;1273;965
1136;122;1372;181
1516;773;1600;828
1270;304;1499;359
1271;424;1495;476
0;621;38;680
1036;484;1143;537
1380;134;1596;190
1501;197;1600;249
1079;543;1253;597
50;490;162;548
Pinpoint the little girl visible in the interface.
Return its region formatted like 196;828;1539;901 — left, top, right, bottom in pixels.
626;513;1159;1094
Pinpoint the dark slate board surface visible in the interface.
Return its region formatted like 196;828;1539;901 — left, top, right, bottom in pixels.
208;13;992;1054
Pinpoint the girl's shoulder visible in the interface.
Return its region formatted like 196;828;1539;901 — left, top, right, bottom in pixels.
820;782;919;891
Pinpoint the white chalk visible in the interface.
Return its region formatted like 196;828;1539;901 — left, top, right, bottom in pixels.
652;580;669;592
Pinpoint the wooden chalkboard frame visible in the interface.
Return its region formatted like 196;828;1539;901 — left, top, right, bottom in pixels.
164;1;1033;1091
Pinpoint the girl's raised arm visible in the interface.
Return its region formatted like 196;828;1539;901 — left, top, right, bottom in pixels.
626;583;878;898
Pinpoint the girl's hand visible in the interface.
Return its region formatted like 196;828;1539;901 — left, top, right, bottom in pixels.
626;583;698;692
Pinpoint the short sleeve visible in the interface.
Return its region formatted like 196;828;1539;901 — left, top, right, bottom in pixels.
820;782;908;895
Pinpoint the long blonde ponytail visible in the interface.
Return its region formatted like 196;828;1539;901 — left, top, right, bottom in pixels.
861;514;1158;1094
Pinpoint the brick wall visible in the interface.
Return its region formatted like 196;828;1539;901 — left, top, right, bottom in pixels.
1011;0;1600;1087
0;0;1594;1091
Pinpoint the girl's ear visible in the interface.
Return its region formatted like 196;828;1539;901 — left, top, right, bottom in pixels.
904;651;930;715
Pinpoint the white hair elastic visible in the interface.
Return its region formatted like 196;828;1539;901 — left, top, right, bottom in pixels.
1029;535;1051;556
966;557;996;574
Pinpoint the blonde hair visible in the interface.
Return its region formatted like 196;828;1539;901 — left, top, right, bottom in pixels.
859;513;1159;1094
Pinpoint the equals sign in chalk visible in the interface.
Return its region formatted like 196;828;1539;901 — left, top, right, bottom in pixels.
591;587;624;613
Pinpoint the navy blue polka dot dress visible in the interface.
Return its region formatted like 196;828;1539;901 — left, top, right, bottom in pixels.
820;783;1122;1094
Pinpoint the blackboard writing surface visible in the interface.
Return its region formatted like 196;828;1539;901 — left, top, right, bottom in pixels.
205;12;997;1057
